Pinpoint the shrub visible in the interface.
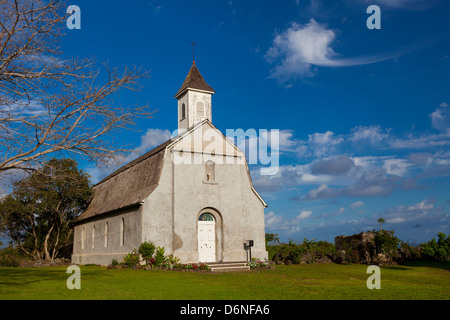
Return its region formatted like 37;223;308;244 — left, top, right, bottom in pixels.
153;246;166;266
268;238;335;264
374;230;400;255
420;232;450;261
110;259;119;267
0;246;21;267
337;241;360;264
138;241;156;262
166;254;180;265
122;250;140;267
247;258;268;269
171;262;210;271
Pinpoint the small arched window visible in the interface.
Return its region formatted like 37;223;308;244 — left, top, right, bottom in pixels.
104;222;109;247
196;101;205;117
81;226;85;250
181;103;186;119
92;225;96;249
205;160;215;182
120;218;125;247
198;213;215;221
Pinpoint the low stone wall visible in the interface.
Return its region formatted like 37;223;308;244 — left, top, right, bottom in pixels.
334;231;412;265
334;231;376;264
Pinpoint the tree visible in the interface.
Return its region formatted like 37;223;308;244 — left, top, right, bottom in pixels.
265;233;280;247
377;218;385;231
420;232;450;261
0;0;153;174
0;158;92;260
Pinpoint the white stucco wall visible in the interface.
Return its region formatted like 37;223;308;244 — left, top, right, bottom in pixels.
141;122;268;263
72;207;142;266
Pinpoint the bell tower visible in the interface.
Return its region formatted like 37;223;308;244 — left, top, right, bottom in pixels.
174;62;215;132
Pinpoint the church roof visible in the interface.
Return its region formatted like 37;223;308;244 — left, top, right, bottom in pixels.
174;63;215;98
75;138;173;223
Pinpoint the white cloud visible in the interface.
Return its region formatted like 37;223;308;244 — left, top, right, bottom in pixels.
0;99;47;118
265;19;396;80
278;129;298;151
297;210;312;220
382;158;412;176
264;211;286;230
385;199;439;224
307;131;343;157
299;167;401;201
265;210;315;235
407;199;434;211
137;128;171;153
350;201;364;209
350;125;390;145
430;102;450;134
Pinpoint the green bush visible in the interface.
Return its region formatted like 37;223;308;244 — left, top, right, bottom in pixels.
171;262;210;271
420;232;450;261
138;241;156;262
110;259;119;267
398;241;421;260
267;237;335;264
166;254;180;265
122;250;140;267
374;230;400;255
0;246;20;267
153;246;166;266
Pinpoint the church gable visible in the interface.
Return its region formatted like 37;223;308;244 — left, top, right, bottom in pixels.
170;120;242;161
169;120;267;208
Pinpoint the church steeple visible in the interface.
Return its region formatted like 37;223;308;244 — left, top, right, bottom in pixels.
175;63;215;132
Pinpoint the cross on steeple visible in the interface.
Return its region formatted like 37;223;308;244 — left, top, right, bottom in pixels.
190;41;197;64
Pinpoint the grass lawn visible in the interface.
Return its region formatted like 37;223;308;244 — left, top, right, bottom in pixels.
0;261;449;300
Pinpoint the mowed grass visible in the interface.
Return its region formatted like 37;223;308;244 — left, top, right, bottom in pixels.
0;262;449;300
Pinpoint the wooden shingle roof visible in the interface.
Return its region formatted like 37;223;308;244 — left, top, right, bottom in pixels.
76;139;173;223
174;63;215;98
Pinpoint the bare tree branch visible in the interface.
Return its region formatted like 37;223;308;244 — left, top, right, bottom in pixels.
0;0;154;175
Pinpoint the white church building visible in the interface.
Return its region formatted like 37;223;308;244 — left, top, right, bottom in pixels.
72;62;268;266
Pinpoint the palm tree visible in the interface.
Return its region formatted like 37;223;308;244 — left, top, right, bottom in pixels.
377;218;385;231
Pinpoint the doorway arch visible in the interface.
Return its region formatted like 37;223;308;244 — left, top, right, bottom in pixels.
196;208;223;263
197;213;215;262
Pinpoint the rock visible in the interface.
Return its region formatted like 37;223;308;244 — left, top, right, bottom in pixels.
334;232;376;264
315;256;333;264
300;252;315;264
394;247;412;263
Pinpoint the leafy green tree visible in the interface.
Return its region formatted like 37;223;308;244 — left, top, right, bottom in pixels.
420;232;450;261
374;229;400;255
0;158;92;260
265;233;280;247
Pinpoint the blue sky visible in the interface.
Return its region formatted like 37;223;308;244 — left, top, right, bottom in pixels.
57;0;450;244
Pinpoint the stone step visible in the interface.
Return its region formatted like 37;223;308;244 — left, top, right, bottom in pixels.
207;261;250;272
